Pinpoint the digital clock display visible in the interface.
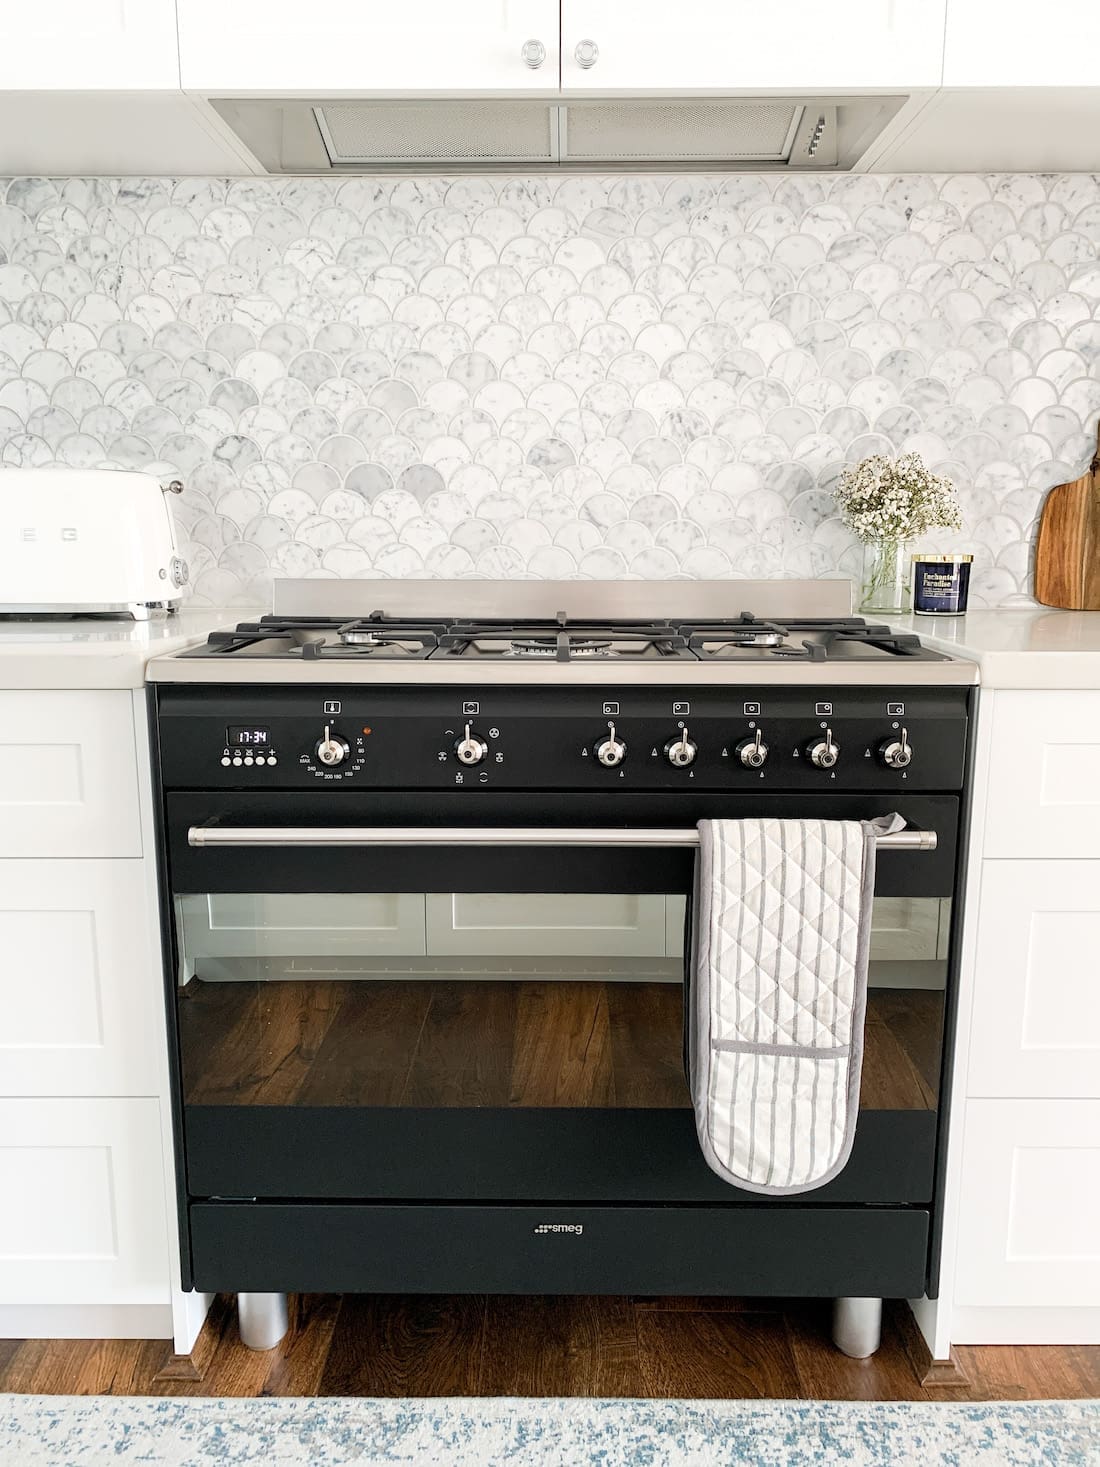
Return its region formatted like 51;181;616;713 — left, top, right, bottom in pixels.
226;727;270;746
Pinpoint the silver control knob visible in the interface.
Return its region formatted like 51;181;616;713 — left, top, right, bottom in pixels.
595;722;626;767
454;722;488;766
807;726;840;769
665;728;697;768
879;727;913;770
736;729;769;769
316;724;350;767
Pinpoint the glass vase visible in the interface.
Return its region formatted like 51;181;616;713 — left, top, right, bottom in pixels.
860;539;911;614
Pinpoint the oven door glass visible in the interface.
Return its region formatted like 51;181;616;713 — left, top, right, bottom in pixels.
174;890;947;1113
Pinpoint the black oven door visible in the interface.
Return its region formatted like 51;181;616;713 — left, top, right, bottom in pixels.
165;789;957;1220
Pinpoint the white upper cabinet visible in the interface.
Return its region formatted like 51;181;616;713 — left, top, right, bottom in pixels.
560;1;947;91
944;1;1100;86
0;1;180;90
178;0;560;95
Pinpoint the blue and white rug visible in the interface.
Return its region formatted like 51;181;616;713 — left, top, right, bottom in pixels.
0;1395;1096;1466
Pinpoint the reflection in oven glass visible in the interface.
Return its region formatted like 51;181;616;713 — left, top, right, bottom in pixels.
174;893;946;1113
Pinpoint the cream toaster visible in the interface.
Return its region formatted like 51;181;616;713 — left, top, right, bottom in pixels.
0;468;190;618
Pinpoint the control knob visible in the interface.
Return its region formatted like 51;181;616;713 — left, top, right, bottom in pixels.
665;727;697;768
735;728;769;769
595;723;626;767
315;724;350;767
879;727;913;770
454;722;488;766
806;726;840;769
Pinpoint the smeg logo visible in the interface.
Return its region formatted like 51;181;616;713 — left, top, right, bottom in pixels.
533;1223;584;1236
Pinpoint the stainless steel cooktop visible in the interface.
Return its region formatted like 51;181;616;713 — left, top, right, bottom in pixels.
150;580;978;686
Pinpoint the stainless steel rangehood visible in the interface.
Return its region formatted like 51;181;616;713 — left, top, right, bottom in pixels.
211;94;909;172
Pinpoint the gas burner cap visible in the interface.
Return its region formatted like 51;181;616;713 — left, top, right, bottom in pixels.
340;629;400;647
506;637;613;658
716;631;785;648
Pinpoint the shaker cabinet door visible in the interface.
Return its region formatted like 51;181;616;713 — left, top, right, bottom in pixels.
968;862;1100;1100
0;1;180;90
560;1;946;91
178;1;560;94
0;861;162;1097
983;692;1100;860
954;1099;1100;1310
0;1099;169;1307
0;691;141;858
944;1;1100;87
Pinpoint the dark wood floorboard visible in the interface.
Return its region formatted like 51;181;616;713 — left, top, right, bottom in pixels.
318;1294;487;1397
479;1295;641;1398
952;1342;1100;1401
635;1309;802;1399
180;978;940;1111
2;1296;1098;1402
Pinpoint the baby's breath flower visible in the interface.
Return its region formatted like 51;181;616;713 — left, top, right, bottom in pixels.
833;453;962;543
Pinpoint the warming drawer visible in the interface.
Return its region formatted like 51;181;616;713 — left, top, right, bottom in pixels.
190;1201;930;1299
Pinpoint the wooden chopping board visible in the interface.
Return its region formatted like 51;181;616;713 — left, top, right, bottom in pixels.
1034;423;1100;609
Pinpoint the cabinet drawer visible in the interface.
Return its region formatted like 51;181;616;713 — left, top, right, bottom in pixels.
0;1098;169;1306
0;691;141;856
969;862;1100;1099
984;693;1100;859
955;1099;1100;1308
0;860;162;1096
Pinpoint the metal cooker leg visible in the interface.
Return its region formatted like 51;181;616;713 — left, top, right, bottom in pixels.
831;1296;883;1358
237;1291;289;1350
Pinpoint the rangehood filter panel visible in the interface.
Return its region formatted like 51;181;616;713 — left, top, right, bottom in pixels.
214;96;903;171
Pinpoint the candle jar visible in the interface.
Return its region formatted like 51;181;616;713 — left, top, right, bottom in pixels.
912;554;973;616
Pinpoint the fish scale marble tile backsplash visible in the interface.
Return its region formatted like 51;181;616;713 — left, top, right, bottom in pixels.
1;171;1100;606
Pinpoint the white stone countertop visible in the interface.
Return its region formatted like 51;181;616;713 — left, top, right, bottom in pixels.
0;607;238;689
4;601;1100;692
889;607;1100;689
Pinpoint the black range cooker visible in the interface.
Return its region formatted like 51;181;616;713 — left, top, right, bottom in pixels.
148;579;977;1356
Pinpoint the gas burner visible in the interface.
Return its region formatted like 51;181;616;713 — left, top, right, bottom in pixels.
506;637;613;659
338;626;422;651
190;615;443;660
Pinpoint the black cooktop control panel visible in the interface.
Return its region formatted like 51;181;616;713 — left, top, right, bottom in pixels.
155;686;971;793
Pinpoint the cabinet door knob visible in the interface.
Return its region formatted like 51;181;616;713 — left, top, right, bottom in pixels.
521;39;547;69
574;38;599;69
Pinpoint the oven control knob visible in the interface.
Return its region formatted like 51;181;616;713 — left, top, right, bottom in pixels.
879;727;913;769
454;722;488;766
316;725;350;767
665;728;697;768
806;727;840;769
595;723;626;767
736;729;769;769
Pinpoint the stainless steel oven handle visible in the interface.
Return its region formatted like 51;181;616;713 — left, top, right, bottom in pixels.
187;825;937;851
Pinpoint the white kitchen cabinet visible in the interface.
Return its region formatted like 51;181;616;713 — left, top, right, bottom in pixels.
0;1099;169;1309
0;691;141;858
944;1;1100;87
0;860;161;1097
983;692;1100;860
954;1099;1100;1310
425;893;668;958
178;1;560;95
968;862;1100;1101
560;0;947;91
0;1;180;91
